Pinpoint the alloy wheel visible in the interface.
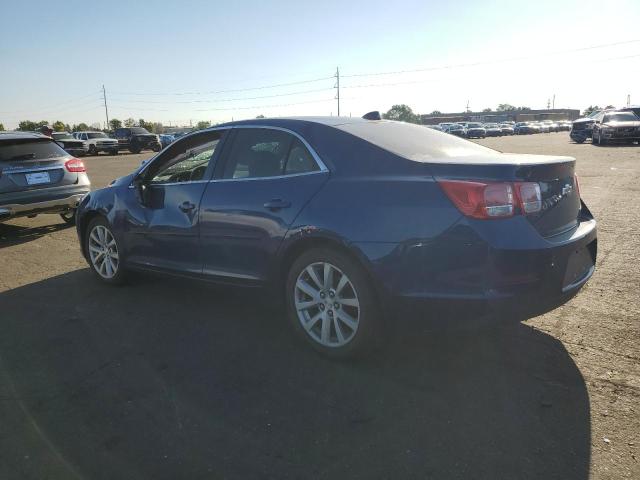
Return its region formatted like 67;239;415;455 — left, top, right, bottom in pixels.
88;225;119;279
294;262;360;347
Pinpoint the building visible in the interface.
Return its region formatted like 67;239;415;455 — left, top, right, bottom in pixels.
420;108;581;125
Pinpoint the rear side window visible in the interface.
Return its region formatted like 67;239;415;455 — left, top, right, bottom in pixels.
0;140;67;161
222;129;318;179
115;128;130;137
336;121;497;162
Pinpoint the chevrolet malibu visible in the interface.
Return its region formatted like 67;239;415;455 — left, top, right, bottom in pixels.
76;116;597;357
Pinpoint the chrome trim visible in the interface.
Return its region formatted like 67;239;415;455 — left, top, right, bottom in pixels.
148;180;211;187
1;164;66;174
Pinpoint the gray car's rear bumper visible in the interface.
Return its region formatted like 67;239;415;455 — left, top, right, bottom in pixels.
0;190;89;221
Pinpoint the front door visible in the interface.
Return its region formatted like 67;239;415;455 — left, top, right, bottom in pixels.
122;129;227;274
199;127;329;282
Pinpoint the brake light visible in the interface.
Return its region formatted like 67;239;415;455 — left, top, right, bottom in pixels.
438;179;543;219
65;158;86;172
516;182;542;214
437;180;514;219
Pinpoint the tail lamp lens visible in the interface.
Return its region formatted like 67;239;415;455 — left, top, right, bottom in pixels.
65;158;86;172
438;180;514;219
438;179;543;219
517;182;542;214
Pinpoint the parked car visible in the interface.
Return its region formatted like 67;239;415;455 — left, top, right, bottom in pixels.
535;122;550;133
465;122;486;138
75;116;596;358
51;132;87;157
514;122;534;135
159;134;176;149
591;110;640;145
0;132;90;225
570;111;601;143
499;123;515;135
114;127;161;154
445;123;467;137
438;122;454;131
76;131;119;155
483;123;502;137
557;121;572;132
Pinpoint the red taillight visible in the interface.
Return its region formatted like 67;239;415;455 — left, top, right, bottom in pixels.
437;180;514;219
65;158;86;172
438;179;543;219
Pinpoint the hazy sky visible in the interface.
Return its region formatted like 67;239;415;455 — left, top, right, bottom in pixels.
1;0;639;129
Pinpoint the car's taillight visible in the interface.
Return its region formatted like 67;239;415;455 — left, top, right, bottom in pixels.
437;180;514;219
437;179;543;219
65;158;86;172
516;182;542;214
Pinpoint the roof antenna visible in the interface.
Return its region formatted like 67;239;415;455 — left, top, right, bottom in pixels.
362;111;381;120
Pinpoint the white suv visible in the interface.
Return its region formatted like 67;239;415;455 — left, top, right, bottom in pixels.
75;131;119;156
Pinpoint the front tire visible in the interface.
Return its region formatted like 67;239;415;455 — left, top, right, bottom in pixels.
286;248;380;358
60;210;76;225
110;149;118;156
85;217;126;285
88;144;97;155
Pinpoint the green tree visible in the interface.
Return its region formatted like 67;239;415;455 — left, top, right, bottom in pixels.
52;120;66;132
430;110;442;115
382;104;419;123
256;114;266;119
195;120;211;130
605;105;615;109
150;122;164;134
72;123;90;132
109;118;122;131
497;104;516;112
582;105;601;116
482;108;493;112
0;123;4;131
18;120;47;131
124;118;136;127
516;106;531;111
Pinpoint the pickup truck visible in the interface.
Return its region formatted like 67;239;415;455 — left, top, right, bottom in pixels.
114;127;161;154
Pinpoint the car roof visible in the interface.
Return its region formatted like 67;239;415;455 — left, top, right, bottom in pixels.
217;116;372;129
0;131;52;142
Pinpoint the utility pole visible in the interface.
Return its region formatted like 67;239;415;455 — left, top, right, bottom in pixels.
552;94;555;109
547;98;551;109
466;100;469;112
102;85;110;129
627;94;631;107
334;67;340;117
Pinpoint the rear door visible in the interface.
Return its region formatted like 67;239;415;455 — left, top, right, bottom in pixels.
199;127;329;282
0;138;75;199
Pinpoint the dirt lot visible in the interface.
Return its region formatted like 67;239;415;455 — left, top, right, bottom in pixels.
0;134;638;479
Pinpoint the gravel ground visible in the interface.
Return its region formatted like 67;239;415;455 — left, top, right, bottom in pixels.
0;134;638;479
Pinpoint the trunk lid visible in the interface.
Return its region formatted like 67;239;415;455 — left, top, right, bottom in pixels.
429;154;581;238
0;138;75;196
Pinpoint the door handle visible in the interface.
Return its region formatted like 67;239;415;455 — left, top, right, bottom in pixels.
263;199;291;210
179;201;196;212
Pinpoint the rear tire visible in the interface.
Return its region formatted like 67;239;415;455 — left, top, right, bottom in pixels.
60;210;76;225
88;144;97;155
85;216;126;285
129;147;141;154
285;248;381;358
110;149;118;156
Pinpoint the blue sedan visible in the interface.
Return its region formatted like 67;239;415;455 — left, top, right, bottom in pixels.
76;115;597;357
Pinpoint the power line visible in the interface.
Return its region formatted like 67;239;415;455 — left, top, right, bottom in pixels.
0;91;101;115
110;76;334;97
341;39;640;78
108;87;333;105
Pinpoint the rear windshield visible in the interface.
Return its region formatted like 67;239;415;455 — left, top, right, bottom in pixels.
87;132;108;139
0;139;67;161
335;121;496;162
130;127;150;134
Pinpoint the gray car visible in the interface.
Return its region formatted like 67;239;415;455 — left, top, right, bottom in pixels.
0;132;90;225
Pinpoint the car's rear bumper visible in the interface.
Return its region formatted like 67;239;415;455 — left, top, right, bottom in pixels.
0;187;90;221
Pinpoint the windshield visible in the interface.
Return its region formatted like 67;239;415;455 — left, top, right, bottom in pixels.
87;132;108;139
604;112;639;122
0;139;67;161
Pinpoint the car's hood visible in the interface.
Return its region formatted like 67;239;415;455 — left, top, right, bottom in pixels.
109;172;136;187
573;117;595;124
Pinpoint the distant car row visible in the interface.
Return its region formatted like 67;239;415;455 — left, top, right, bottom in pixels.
428;119;572;138
48;127;179;156
570;106;640;145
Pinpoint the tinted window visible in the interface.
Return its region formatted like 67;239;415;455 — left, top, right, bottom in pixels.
284;138;319;175
0;139;67;161
149;131;222;184
130;127;150;134
603;112;638;122
115;128;130;137
223;129;294;179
